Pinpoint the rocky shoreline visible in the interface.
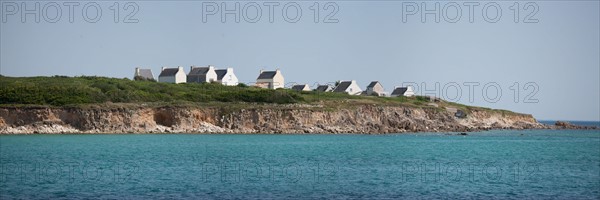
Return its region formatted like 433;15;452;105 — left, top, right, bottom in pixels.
552;121;598;130
0;104;595;134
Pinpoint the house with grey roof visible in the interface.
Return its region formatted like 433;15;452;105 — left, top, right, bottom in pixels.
134;67;155;81
365;81;385;96
158;67;187;84
333;80;362;95
390;86;415;97
315;84;334;92
291;84;311;92
187;65;217;83
256;69;284;89
215;68;239;86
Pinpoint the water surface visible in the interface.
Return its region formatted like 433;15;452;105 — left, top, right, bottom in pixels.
1;130;599;199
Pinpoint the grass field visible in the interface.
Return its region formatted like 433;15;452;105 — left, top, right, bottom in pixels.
0;76;519;115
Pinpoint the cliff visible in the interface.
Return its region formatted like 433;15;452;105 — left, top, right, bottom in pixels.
0;102;547;134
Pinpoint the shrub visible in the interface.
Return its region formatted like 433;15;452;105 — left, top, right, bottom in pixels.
0;76;303;106
416;96;428;102
134;76;156;82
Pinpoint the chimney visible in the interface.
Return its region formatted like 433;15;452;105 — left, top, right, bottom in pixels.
190;66;194;72
178;66;183;72
227;67;233;73
135;67;140;75
161;67;166;71
260;69;264;74
209;65;214;70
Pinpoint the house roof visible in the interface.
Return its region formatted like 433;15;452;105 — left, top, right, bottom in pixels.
137;69;154;80
367;81;380;88
257;71;277;79
159;68;180;77
188;67;211;76
215;69;227;80
391;87;408;95
333;81;352;92
291;84;308;91
315;85;332;92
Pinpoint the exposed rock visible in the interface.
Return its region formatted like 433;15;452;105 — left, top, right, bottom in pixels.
0;104;554;134
553;121;598;130
455;110;467;118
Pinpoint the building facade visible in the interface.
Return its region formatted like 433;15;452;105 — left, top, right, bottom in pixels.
256;69;285;89
158;67;186;83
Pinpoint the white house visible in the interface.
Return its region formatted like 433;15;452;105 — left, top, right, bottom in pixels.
256;69;285;89
187;65;217;83
215;68;239;86
365;81;385;96
315;84;334;92
158;66;186;84
390;86;415;97
134;67;155;81
291;84;311;91
333;80;362;95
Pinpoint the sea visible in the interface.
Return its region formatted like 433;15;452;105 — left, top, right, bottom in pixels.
1;129;599;199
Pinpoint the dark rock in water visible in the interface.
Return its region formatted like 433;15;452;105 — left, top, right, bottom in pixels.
554;121;598;130
459;132;468;135
555;121;570;127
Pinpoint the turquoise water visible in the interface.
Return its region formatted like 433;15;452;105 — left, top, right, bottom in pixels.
1;130;599;199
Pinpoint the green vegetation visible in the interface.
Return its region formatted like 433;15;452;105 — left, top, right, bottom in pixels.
0;76;428;107
0;76;302;106
133;76;156;82
0;76;525;116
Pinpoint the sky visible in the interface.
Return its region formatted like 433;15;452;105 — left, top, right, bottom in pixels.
1;1;599;121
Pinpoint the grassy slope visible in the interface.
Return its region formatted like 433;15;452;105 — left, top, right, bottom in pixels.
0;76;520;115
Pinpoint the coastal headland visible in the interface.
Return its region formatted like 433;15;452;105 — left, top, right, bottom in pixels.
0;76;592;134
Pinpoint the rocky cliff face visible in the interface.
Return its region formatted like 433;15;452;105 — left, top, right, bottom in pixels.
0;104;549;134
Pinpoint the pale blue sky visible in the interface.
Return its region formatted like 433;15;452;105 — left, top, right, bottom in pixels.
1;1;599;121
